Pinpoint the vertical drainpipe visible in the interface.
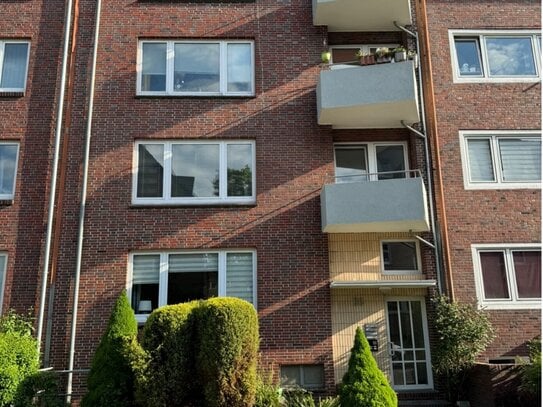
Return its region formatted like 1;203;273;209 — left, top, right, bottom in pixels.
36;0;76;357
415;0;455;299
66;0;102;401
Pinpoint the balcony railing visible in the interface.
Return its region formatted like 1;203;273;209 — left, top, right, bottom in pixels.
316;61;420;129
321;170;430;233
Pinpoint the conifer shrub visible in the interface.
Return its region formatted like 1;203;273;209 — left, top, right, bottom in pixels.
137;301;201;407
0;312;39;407
195;297;259;407
81;291;138;407
339;327;397;407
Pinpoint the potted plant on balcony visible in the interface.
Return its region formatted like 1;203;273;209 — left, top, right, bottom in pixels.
375;47;392;64
393;46;407;62
408;50;418;68
321;49;331;64
355;49;375;66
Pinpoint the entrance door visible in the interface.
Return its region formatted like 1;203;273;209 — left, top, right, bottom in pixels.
386;299;433;390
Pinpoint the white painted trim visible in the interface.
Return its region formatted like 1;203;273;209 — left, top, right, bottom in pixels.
380;239;422;275
384;297;434;391
471;243;542;310
458;130;541;190
136;40;255;96
0;253;6;314
330;280;436;289
449;30;541;83
128;249;257;322
0;142;20;200
0;40;31;93
132;140;256;205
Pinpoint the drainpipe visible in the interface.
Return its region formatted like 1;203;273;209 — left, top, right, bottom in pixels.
415;0;455;299
66;0;102;401
394;21;445;295
36;0;76;357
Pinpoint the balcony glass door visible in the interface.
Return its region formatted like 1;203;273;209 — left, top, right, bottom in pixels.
386;299;433;390
334;146;368;183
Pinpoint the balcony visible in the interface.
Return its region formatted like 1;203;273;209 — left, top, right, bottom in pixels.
316;61;419;129
312;0;412;32
320;171;430;233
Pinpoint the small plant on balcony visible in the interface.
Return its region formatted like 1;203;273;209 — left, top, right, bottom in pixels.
355;49;375;66
408;50;418;68
321;50;331;64
375;47;392;64
393;46;407;62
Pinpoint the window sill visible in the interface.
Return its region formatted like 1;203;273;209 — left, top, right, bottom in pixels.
130;200;257;208
135;93;256;99
478;301;541;310
453;77;541;84
464;182;541;190
0;91;24;98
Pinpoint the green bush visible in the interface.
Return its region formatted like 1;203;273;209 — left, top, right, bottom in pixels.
0;311;39;407
81;291;138;407
255;373;283;407
519;338;541;404
137;301;201;407
339;327;397;407
432;295;494;401
195;297;259;407
14;370;65;407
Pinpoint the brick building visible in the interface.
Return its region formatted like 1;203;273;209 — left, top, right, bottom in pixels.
0;0;539;404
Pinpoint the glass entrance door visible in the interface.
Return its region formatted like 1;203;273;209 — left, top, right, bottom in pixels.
386;299;433;390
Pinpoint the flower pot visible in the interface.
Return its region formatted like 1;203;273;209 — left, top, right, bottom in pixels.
394;51;407;62
359;55;375;66
376;56;392;64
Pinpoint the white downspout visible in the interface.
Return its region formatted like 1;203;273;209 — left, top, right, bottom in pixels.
36;0;76;356
66;0;102;402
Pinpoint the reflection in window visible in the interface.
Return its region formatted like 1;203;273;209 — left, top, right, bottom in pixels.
174;43;220;92
141;43;167;92
486;37;536;76
0;143;18;199
0;41;30;91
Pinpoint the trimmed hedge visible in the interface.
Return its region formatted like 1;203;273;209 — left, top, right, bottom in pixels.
138;301;201;407
82;291;138;407
339;327;397;407
195;297;259;407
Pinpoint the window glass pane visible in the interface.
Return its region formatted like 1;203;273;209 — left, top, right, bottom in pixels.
399;301;413;348
174;43;219;92
1;43;28;89
226;253;253;304
416;362;428;385
455;39;483;76
393;363;404;386
132;255;160;314
410;301;425;349
168;253;218;304
141;43;166;92
480;251;509;299
467;139;495;182
498;138;541;182
280;366;301;387
0;144;18;195
137;144;164;198
227;43;252;93
376;145;406;180
486;37;536;76
383;242;418;271
171;144;219;198
513;251;541;299
335;147;367;183
303;365;324;387
227;144;252;197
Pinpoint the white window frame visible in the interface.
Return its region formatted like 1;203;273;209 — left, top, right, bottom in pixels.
333;141;410;182
136;40;255;96
127;249;257;323
280;364;325;390
459;130;541;190
0;142;20;200
0;253;6;314
449;30;541;83
471;243;541;310
329;43;399;65
381;239;422;275
132;140;256;205
0;40;30;92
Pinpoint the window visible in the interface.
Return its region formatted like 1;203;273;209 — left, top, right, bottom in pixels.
129;250;256;322
137;40;254;96
133;140;255;205
459;131;541;189
0;41;30;92
329;44;399;64
280;365;324;389
382;241;420;274
0;142;19;200
472;244;541;309
0;254;5;314
334;142;409;182
450;31;541;82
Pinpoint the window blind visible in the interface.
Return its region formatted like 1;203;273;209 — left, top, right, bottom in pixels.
133;254;160;284
498;138;541;182
226;253;253;303
467;139;494;182
169;253;219;273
